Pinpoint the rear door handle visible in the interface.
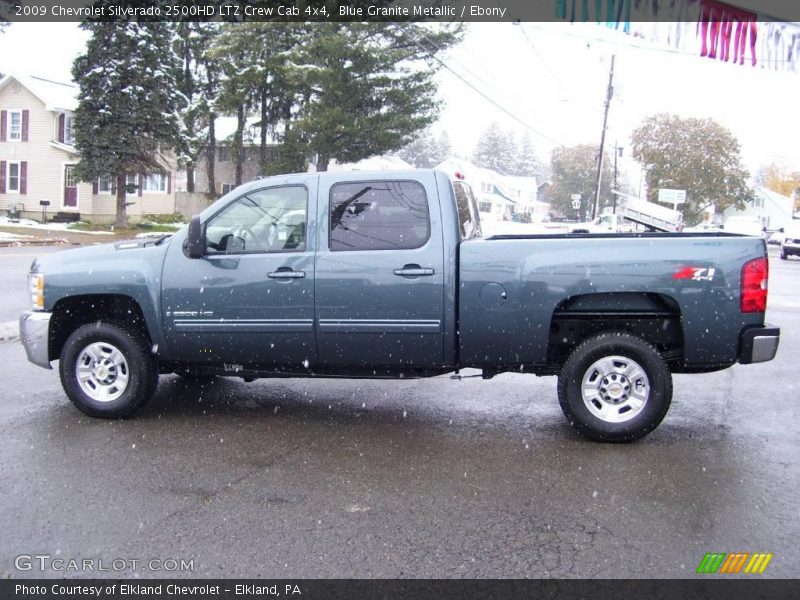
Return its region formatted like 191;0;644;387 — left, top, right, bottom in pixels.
268;269;305;279
393;265;435;277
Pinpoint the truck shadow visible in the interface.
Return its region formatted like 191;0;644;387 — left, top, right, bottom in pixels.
138;374;576;441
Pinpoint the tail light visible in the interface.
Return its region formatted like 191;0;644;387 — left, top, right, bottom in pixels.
741;257;768;313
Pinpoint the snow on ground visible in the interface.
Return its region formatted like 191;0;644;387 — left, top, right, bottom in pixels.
0;216;114;235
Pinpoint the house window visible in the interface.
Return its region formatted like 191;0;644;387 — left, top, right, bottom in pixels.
6;161;20;192
221;183;236;195
126;174;138;195
478;201;492;213
142;173;168;193
8;110;22;141
480;182;492;194
217;146;232;162
97;175;113;194
63;112;74;145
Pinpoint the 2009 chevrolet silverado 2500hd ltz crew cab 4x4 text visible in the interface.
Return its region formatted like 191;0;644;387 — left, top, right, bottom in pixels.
20;170;779;442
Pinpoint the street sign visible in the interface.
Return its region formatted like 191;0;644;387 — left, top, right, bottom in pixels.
571;199;581;210
658;188;686;205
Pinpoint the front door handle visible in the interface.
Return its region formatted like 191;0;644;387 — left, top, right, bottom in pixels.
268;269;305;279
393;264;435;277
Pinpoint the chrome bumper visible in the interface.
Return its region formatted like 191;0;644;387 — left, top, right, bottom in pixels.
19;311;52;369
739;325;780;364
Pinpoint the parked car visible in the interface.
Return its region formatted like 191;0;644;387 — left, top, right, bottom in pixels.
767;230;785;246
19;170;779;442
683;223;725;234
780;221;800;259
724;216;765;237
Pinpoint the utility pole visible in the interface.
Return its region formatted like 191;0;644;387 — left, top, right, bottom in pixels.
592;54;615;221
612;143;622;214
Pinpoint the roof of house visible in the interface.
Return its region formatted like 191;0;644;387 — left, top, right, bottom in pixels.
214;115;279;146
0;73;78;112
328;155;414;172
756;185;793;206
435;156;542;207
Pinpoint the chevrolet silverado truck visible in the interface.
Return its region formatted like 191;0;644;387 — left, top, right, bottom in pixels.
19;170;780;442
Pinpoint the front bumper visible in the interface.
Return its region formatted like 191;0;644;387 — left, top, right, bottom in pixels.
739;325;780;364
19;311;52;369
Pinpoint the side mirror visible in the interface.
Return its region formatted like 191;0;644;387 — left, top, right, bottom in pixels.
187;216;205;258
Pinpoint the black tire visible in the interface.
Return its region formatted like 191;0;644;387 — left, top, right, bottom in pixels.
557;332;672;443
59;322;158;418
780;248;788;260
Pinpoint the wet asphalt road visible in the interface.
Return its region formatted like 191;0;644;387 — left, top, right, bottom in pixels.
0;245;797;579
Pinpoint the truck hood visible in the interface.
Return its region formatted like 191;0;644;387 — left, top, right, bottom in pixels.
30;236;173;275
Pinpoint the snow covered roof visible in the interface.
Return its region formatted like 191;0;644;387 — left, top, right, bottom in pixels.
327;155;414;172
435;156;541;206
0;74;78;112
214;115;279;145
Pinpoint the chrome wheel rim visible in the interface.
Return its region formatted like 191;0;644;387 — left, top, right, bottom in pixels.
581;355;650;423
76;342;130;402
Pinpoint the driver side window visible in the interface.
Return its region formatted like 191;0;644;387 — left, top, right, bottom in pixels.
205;186;308;254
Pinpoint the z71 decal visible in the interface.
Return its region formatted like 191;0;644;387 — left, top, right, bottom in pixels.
673;267;717;281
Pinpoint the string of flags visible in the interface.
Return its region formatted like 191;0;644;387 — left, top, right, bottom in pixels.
554;0;800;71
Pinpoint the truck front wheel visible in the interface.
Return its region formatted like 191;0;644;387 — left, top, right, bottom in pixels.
557;332;672;442
59;322;158;418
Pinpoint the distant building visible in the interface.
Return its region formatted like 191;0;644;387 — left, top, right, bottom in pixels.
326;155;414;172
435;157;547;221
723;186;793;231
192;116;280;197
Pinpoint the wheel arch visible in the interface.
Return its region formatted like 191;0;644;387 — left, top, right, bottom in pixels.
49;294;155;362
548;291;684;369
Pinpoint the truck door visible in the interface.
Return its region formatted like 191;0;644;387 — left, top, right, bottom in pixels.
162;182;316;369
314;174;445;369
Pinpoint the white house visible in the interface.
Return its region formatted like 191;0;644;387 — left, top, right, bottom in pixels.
435;157;547;221
723;186;793;231
0;73;178;223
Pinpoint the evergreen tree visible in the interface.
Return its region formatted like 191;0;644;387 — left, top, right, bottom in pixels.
473;123;518;175
211;23;305;177
174;22;222;194
290;23;461;171
72;22;186;227
498;129;517;175
436;130;452;162
473;122;503;173
514;132;540;178
396;128;439;168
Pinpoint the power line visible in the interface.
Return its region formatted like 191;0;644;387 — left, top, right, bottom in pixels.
391;22;562;146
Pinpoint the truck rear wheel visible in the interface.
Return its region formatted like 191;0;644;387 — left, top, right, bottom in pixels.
557;332;672;442
59;322;158;418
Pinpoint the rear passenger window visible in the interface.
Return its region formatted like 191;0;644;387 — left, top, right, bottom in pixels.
329;180;430;251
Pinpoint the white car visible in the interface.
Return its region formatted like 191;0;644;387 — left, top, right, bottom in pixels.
724;216;764;237
780;222;800;260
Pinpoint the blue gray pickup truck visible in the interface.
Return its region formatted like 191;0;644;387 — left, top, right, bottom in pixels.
19;170;779;442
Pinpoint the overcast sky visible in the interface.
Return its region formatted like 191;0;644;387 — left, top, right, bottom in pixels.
1;21;798;187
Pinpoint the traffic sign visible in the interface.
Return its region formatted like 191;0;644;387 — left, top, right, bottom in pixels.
658;188;686;205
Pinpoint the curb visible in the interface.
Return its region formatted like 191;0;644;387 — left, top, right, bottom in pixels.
0;238;70;248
